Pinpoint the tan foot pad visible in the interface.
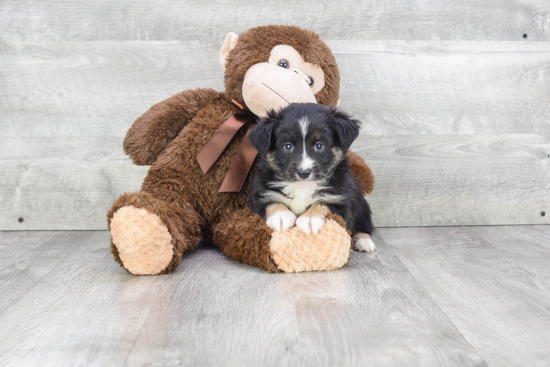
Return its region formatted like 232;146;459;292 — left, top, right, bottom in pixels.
110;206;173;275
269;219;351;273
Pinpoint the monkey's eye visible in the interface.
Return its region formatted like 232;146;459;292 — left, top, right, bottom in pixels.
314;142;324;151
277;59;289;69
308;77;314;86
284;143;293;151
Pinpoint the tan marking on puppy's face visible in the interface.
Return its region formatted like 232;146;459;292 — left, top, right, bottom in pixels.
332;147;344;162
266;203;290;219
325;147;344;173
265;151;280;171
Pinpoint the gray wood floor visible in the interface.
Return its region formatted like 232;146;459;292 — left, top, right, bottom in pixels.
1;226;549;367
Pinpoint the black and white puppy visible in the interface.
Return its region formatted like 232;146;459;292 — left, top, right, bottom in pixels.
249;103;375;252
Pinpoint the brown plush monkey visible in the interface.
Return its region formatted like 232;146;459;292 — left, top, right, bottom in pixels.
107;25;375;275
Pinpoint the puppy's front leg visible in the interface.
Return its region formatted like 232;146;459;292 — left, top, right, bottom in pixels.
354;233;376;253
296;204;329;235
266;203;297;232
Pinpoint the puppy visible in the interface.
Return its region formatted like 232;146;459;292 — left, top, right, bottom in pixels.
248;103;375;252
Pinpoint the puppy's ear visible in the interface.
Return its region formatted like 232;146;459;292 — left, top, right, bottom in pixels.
330;106;361;150
249;112;278;155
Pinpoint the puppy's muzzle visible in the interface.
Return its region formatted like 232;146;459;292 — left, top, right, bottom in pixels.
297;168;312;180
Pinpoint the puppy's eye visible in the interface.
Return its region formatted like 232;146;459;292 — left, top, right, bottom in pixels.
314;142;324;151
284;143;293;151
307;77;314;86
278;59;289;69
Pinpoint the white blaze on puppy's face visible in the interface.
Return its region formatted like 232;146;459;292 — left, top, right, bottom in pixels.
299;117;314;171
299;116;309;138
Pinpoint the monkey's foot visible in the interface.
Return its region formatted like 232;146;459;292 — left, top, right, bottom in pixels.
269;216;351;273
110;206;174;275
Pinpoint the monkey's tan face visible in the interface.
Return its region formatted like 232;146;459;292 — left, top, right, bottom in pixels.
242;45;326;117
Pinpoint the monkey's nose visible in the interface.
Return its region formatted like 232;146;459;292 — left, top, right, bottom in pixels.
297;168;312;180
292;68;312;84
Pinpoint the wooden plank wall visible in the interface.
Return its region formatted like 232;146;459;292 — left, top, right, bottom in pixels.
1;1;549;230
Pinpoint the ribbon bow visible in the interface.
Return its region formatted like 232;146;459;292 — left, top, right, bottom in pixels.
197;113;258;192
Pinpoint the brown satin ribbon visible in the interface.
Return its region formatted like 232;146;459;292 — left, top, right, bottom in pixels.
196;113;257;192
219;126;257;192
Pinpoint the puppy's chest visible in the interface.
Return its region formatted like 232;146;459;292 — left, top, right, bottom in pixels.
279;181;323;215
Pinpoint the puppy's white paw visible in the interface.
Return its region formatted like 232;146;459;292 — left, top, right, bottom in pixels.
266;210;297;232
355;237;376;253
296;214;326;235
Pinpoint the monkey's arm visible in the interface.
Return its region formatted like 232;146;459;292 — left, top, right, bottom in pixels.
123;88;223;165
347;151;375;195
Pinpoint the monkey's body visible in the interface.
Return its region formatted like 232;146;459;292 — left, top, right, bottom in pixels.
109;93;275;273
107;26;375;275
143;96;251;227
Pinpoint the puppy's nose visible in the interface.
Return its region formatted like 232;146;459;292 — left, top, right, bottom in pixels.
297;168;311;179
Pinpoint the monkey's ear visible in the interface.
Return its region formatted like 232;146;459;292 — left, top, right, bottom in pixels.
219;32;239;71
249;116;277;156
330;107;361;150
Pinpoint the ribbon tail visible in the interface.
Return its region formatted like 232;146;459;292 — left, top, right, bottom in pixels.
219;127;258;193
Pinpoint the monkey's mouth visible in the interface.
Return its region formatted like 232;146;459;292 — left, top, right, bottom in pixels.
262;83;290;105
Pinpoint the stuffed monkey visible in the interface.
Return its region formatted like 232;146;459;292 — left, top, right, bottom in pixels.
107;25;375;275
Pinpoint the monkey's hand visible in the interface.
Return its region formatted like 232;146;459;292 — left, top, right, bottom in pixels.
123;88;222;165
347;151;375;195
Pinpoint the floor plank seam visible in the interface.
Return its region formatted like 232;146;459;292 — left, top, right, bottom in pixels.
378;232;491;366
120;276;172;367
